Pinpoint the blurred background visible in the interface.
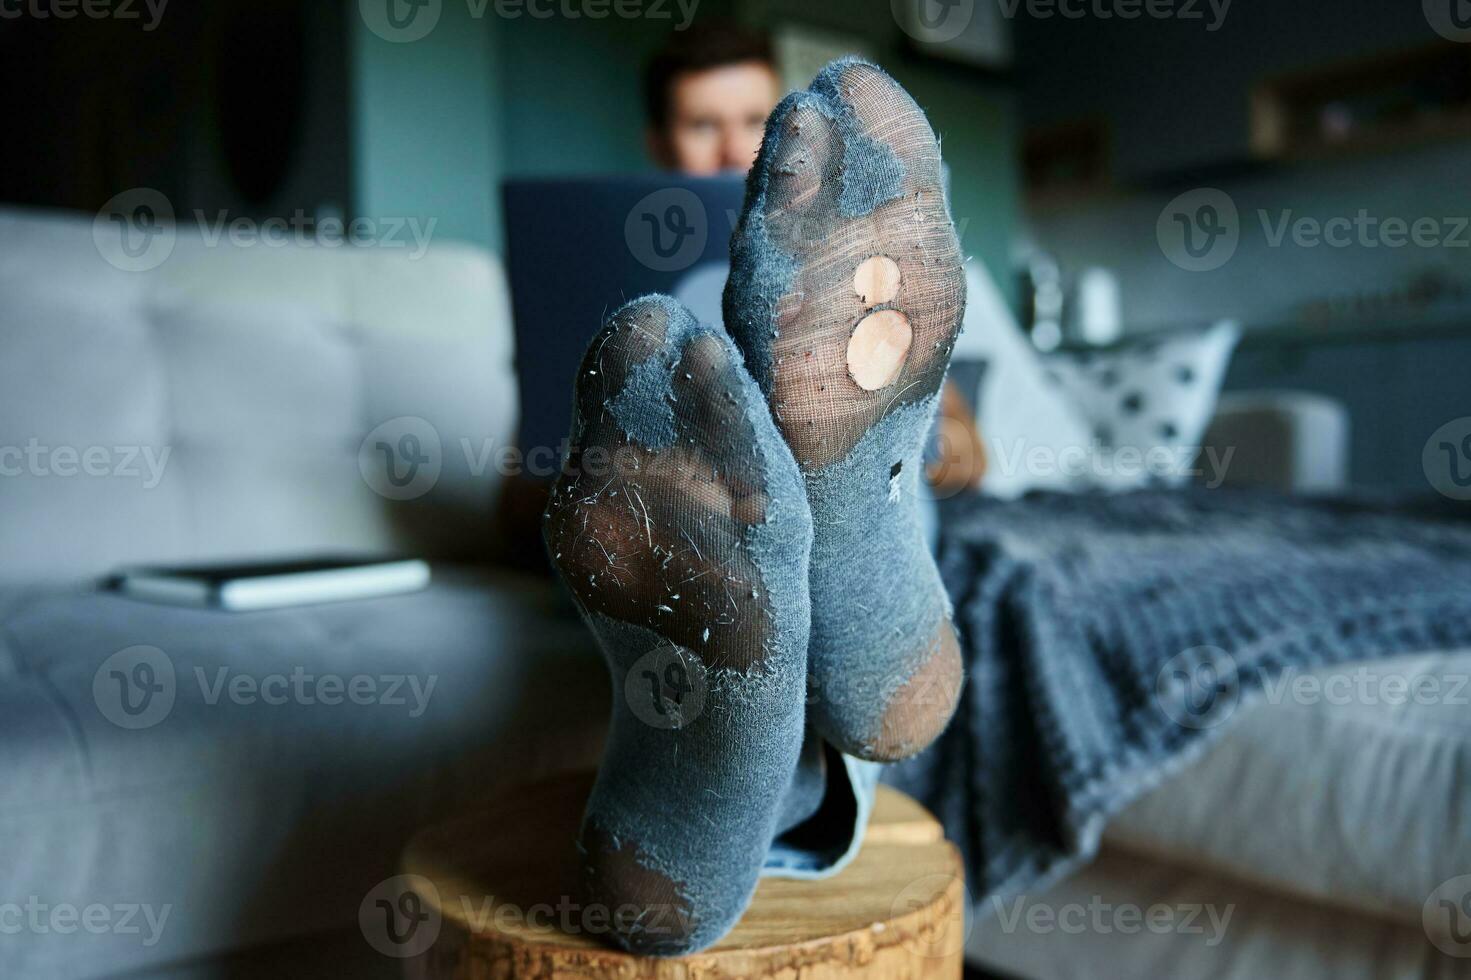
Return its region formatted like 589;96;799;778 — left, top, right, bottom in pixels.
4;1;1469;494
4;3;1471;978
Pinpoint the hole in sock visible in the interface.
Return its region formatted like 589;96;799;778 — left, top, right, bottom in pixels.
847;309;913;391
853;254;901;307
873;622;963;759
727;60;965;468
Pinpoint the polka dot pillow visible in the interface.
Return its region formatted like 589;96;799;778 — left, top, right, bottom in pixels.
1038;321;1240;487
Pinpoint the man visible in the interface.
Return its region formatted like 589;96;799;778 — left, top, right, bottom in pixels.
642;22;986;493
643;21;780;176
497;26;983;567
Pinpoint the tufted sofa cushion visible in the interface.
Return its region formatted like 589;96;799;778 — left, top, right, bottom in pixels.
0;569;607;979
0;206;518;583
1106;650;1471;927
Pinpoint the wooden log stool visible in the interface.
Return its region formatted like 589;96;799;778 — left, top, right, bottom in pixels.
398;771;966;979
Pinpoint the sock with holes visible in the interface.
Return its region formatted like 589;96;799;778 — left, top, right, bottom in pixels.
723;58;966;762
543;295;812;955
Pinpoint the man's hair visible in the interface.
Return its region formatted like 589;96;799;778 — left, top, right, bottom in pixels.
642;20;775;130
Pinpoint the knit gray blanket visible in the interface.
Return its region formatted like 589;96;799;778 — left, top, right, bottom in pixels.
885;489;1471;907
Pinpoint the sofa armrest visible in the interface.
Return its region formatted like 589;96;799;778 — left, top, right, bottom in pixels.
1200;391;1349;493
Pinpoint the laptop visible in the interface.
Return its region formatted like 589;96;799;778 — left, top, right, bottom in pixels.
503;174;747;462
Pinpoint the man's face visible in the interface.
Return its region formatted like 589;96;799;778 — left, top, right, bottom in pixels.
654;62;781;176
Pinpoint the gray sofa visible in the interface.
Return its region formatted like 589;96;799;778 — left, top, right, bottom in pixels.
0;207;610;979
4;207;1467;979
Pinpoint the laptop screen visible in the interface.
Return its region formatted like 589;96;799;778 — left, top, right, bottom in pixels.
503;174;748;468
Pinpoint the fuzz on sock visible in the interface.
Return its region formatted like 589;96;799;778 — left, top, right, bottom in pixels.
724;58;966;762
543;295;813;955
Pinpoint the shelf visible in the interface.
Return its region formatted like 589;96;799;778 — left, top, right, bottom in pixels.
1251;42;1471;162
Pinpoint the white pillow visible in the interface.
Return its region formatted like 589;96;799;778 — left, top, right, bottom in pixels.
951;262;1096;498
952;261;1239;494
1039;320;1240;487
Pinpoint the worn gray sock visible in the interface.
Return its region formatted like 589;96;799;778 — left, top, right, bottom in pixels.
724;58;966;761
543;295;812;955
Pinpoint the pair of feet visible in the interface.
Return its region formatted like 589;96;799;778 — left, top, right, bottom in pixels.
543;59;966;955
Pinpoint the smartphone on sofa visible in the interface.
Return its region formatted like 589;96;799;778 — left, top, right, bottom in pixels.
106;556;431;611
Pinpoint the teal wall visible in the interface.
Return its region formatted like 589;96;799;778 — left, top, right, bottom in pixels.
349;0;1019;293
902;65;1018;304
351;1;503;248
495;12;724;180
